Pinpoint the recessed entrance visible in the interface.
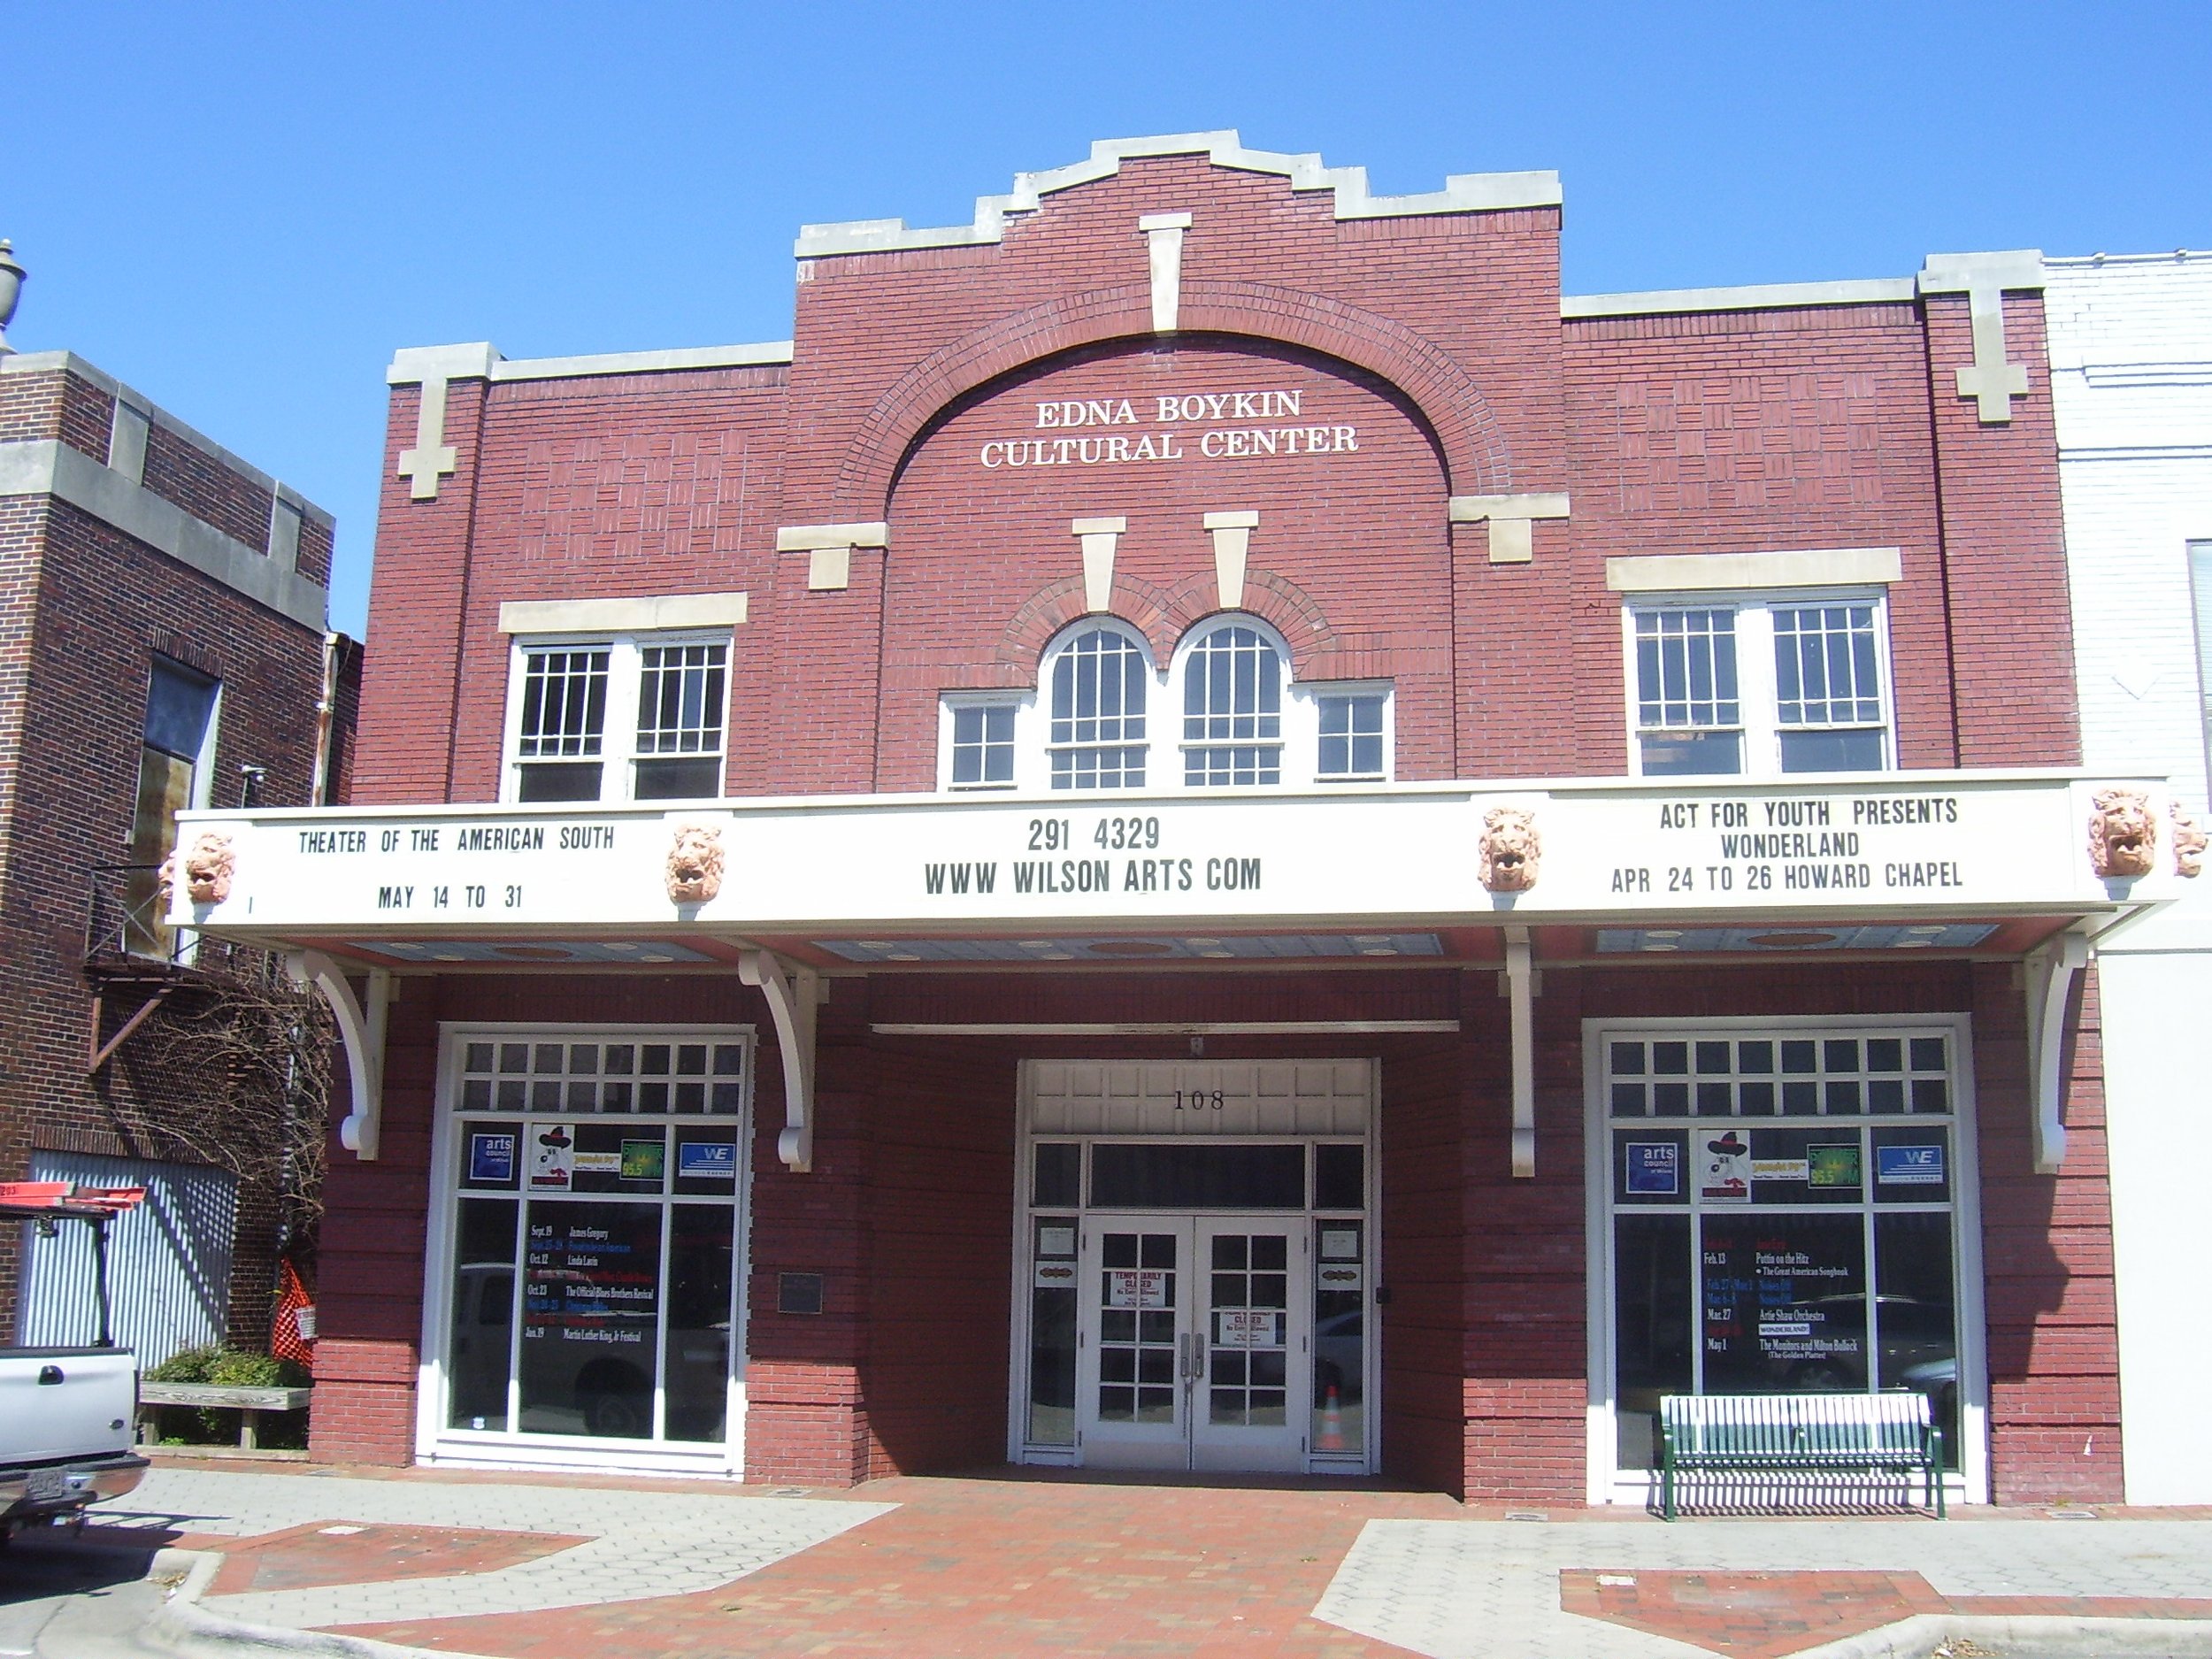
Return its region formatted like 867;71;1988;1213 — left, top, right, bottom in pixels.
1012;1060;1376;1475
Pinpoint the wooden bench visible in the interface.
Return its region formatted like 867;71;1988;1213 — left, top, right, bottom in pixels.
1659;1392;1944;1520
137;1382;312;1451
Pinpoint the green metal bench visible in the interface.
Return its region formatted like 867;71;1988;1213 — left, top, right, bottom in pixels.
1659;1392;1944;1520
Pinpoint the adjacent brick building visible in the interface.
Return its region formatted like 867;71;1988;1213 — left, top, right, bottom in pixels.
0;337;351;1362
184;134;2172;1506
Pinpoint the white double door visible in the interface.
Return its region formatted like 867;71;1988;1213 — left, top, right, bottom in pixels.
1076;1213;1310;1472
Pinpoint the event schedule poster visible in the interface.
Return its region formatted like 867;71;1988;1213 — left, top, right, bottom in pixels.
1699;1212;1867;1392
519;1200;662;1427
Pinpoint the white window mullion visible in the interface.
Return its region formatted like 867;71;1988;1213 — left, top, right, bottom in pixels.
1737;605;1782;776
605;639;646;801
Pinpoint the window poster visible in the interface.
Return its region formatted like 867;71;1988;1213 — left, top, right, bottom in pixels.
1107;1269;1170;1309
1877;1144;1946;1186
678;1139;735;1179
1625;1141;1680;1196
1699;1211;1867;1393
527;1123;574;1189
518;1200;662;1435
1698;1130;1752;1204
469;1130;517;1186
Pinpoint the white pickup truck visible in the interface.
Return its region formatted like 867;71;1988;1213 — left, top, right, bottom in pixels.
0;1184;150;1538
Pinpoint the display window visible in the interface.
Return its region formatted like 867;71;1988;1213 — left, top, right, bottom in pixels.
422;1025;753;1472
1586;1018;1984;1502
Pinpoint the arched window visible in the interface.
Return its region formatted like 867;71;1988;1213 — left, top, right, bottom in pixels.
1048;626;1149;788
1182;624;1282;786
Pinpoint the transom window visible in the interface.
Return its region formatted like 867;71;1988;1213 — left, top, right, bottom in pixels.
506;634;728;803
1629;595;1890;778
1182;626;1282;786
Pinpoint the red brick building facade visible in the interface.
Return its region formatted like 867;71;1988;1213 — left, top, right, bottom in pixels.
0;344;349;1360
192;136;2151;1506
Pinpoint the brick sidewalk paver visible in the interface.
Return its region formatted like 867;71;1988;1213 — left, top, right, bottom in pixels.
76;1463;2212;1658
335;1474;1456;1656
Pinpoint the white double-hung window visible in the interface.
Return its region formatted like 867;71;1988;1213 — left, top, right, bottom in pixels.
1630;597;1889;777
507;634;728;803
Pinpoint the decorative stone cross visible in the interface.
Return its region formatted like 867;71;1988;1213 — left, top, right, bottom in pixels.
385;342;502;502
1918;251;2043;426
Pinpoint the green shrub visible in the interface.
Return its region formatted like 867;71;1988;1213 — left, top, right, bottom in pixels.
144;1345;224;1384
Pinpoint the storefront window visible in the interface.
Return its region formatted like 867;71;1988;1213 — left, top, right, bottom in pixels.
439;1029;750;1452
1601;1024;1967;1473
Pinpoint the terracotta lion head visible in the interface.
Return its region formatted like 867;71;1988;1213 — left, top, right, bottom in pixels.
665;822;726;905
180;832;236;905
1479;806;1540;893
2171;801;2206;879
2087;787;2157;879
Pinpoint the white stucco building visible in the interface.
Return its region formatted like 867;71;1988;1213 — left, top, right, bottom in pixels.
2048;249;2212;1504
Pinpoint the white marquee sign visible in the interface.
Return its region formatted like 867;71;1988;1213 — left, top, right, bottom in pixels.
171;773;2185;938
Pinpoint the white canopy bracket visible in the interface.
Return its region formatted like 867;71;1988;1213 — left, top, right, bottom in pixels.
287;950;389;1162
741;949;818;1172
1502;927;1539;1178
2024;932;2090;1174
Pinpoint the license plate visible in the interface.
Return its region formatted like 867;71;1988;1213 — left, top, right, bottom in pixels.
25;1468;69;1500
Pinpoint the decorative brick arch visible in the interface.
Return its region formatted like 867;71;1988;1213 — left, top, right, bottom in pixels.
844;281;1509;517
995;569;1343;682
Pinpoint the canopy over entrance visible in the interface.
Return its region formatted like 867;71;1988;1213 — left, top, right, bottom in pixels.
172;770;2188;1179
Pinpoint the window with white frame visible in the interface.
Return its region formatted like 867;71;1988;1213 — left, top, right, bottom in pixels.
1182;624;1283;786
1594;1021;1976;1486
1629;595;1890;778
436;1027;751;1455
507;634;728;803
1317;690;1388;780
1048;625;1149;789
939;617;1394;793
945;699;1017;790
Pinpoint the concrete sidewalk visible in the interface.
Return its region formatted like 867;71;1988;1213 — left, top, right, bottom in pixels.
36;1461;2212;1657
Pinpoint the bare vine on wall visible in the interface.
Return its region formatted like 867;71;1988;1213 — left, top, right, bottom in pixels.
123;956;335;1262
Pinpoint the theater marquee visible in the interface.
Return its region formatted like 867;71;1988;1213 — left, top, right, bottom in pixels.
172;773;2184;937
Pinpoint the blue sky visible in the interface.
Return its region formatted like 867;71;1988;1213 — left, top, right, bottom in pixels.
9;1;2207;634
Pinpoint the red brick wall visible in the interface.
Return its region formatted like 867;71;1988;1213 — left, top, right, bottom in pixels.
1972;961;2121;1502
141;421;275;553
873;339;1455;791
1922;293;2080;766
1563;303;1956;772
0;365;111;459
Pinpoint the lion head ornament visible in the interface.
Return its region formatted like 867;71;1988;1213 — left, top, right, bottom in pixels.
664;822;726;905
2087;787;2158;879
1479;807;1541;893
171;832;236;906
2172;801;2207;879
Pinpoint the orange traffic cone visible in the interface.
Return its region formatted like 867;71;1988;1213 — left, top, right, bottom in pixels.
1319;1384;1345;1451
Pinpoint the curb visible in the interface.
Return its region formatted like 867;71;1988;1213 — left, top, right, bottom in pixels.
1793;1613;2212;1659
141;1548;482;1659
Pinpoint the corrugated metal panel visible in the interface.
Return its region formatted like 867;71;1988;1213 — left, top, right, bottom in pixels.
16;1151;237;1364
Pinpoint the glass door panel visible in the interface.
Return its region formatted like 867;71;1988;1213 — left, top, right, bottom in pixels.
1076;1218;1190;1469
1192;1219;1307;1471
